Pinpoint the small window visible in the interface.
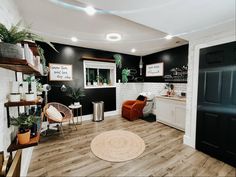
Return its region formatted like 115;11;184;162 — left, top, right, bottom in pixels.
83;60;116;89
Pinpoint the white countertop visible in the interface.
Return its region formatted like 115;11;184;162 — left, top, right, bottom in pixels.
156;95;186;102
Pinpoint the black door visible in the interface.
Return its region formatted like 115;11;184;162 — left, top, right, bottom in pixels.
196;41;236;167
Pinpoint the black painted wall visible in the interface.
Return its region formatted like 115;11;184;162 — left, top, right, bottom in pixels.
143;44;189;83
38;42;189;115
37;42;140;115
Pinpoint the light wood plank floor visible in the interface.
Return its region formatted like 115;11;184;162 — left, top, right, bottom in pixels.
28;116;235;177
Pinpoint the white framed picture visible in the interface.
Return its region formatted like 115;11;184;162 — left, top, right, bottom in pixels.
49;63;73;81
146;62;164;77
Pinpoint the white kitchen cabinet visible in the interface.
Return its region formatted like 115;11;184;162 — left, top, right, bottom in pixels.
155;96;186;131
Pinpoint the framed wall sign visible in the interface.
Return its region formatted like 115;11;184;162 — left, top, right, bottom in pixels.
49;63;73;81
146;62;164;77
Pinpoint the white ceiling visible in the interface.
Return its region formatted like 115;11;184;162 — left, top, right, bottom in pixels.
14;0;187;56
15;0;235;56
80;0;236;41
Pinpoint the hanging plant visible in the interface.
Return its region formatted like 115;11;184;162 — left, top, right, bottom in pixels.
113;54;122;69
122;68;130;83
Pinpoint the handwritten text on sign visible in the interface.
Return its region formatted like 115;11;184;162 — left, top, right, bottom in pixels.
146;62;164;77
49;63;73;81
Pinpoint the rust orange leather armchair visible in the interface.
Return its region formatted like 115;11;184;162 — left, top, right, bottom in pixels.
122;96;147;121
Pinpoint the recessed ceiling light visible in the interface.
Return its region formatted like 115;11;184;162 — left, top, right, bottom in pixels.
85;6;96;16
165;35;173;40
131;48;136;53
106;33;122;42
71;37;78;42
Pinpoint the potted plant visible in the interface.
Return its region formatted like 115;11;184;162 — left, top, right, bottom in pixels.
10;114;37;144
122;68;130;83
67;87;86;106
0;22;57;59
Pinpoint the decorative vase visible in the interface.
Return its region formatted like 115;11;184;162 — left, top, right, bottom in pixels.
17;130;30;144
0;43;24;59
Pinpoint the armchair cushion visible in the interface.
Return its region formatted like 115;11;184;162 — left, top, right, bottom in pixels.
46;105;63;122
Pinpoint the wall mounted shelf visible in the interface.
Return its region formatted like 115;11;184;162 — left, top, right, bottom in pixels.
6;100;43;152
4;100;43;107
4;100;43;127
81;56;115;63
7;133;40;152
0;57;42;75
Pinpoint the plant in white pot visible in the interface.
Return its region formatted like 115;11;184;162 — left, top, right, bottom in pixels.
67;87;86;106
10;114;38;144
0;22;28;59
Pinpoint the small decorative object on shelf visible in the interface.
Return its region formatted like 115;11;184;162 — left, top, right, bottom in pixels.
10;114;39;145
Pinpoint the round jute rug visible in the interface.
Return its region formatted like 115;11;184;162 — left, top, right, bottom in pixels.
91;130;145;162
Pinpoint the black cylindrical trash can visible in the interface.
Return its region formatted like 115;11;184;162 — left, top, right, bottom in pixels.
92;101;104;122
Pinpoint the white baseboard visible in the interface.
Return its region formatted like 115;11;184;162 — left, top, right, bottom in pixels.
77;110;119;122
183;135;195;148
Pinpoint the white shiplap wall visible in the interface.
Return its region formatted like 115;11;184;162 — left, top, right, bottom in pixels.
0;1;33;176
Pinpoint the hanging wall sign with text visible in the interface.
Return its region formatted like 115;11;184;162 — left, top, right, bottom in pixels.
49;63;73;81
146;62;164;77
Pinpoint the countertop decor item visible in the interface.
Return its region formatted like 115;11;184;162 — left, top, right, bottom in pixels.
91;130;145;162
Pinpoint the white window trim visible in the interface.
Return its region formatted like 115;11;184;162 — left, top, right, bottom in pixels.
83;60;116;89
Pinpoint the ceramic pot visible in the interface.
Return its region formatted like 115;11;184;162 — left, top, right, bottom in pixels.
25;93;35;101
9;93;21;102
0;43;24;59
74;102;80;106
17;130;30;144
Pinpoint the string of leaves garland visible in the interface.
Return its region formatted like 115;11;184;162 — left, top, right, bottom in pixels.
113;54;122;69
122;68;130;83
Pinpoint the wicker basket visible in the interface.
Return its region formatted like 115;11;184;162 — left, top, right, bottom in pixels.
0;42;24;59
